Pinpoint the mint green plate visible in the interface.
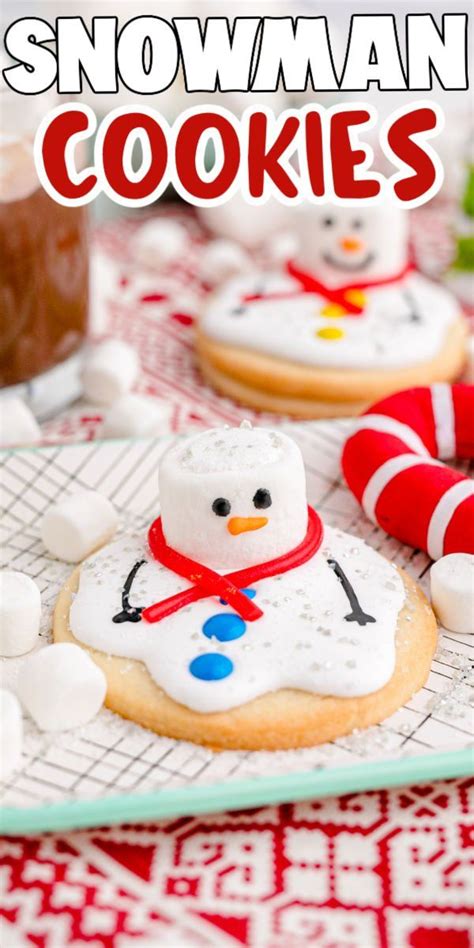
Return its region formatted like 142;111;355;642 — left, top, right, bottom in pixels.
1;431;472;835
1;749;472;836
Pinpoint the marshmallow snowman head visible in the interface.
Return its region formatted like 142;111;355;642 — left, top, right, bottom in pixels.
297;204;409;288
159;424;308;570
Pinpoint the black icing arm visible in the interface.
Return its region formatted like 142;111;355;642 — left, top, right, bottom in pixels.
402;288;422;323
112;560;146;624
327;559;376;626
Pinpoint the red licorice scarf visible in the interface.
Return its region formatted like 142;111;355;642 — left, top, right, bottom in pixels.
142;506;323;624
242;259;413;315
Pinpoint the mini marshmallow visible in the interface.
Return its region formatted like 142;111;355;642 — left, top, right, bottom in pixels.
0;571;41;656
0;690;23;780
100;394;172;439
82;339;140;406
133;218;188;269
198;194;289;249
0;397;41;448
159;424;308;570
17;643;107;731
41;490;118;563
199;239;251;287
430;553;474;635
264;231;300;267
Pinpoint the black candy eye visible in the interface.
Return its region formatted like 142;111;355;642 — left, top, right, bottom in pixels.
322;217;333;227
253;488;272;510
212;497;231;517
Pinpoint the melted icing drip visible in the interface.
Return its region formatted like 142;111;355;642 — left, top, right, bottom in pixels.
70;526;404;712
402;288;422;323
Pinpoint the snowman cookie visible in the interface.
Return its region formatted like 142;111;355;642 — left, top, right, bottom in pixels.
54;424;437;750
198;205;467;418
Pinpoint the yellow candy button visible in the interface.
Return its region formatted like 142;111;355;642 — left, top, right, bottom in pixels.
320;303;346;318
344;289;366;307
316;326;345;340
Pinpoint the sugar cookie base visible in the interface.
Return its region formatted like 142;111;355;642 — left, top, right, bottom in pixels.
197;316;467;419
53;567;437;751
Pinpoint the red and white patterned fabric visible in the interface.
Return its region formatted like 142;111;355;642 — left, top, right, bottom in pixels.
1;780;472;948
342;384;474;560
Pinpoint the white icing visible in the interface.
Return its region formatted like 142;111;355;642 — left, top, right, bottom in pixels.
159;426;308;569
69;526;405;714
202;271;459;371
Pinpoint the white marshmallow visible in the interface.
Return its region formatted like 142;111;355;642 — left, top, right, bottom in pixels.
264;231;300;267
198;194;290;250
159;423;308;570
82;339;139;406
297;204;409;288
430;553;474;635
0;690;23;780
199;239;251;287
41;490;118;563
0;397;41;448
17;643;107;731
0;571;41;656
133;218;188;269
100;394;172;439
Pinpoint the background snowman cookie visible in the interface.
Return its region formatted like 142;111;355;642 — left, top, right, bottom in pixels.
198;205;467;418
54;424;437;750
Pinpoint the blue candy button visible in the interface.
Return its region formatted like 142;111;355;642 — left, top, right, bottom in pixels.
189;653;234;681
243;588;257;600
219;587;257;606
203;613;246;642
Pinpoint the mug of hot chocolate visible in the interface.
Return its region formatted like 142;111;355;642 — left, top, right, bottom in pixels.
0;86;89;418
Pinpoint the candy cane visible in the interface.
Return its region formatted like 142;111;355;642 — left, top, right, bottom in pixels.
342;384;474;560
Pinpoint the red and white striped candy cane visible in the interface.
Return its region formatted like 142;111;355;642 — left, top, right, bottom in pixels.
342;384;474;560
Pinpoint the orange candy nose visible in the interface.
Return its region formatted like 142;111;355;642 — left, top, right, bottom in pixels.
339;236;365;253
227;516;268;536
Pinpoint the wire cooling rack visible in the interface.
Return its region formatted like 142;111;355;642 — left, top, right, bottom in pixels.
1;422;472;834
